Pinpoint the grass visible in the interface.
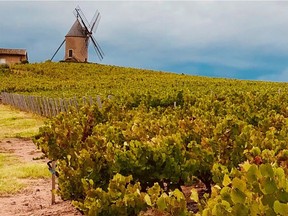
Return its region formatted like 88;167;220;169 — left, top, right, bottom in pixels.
0;153;50;195
0;153;16;167
0;178;24;194
0;104;44;139
0;104;48;195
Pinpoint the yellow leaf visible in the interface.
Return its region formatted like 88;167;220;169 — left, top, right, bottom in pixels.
190;188;199;203
223;174;231;187
144;194;152;206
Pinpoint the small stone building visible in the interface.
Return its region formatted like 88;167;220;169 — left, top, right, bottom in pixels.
0;48;28;64
65;20;88;62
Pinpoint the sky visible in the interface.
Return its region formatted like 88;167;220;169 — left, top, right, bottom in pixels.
1;1;288;82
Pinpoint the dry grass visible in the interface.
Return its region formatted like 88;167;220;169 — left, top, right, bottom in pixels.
0;104;48;195
0;153;50;195
0;104;44;139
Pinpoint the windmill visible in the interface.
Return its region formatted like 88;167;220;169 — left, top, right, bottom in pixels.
51;6;104;62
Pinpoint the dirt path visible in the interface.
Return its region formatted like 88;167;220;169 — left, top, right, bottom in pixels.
0;138;82;216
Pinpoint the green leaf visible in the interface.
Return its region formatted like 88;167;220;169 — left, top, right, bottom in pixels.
172;189;185;201
223;174;231;187
144;194;152;206
249;201;260;216
275;167;286;188
264;209;277;216
156;196;167;210
275;167;285;179
89;179;94;186
231;188;246;204
278;190;288;203
220;187;232;203
147;182;161;196
262;194;275;208
232;203;249;216
250;147;261;156
221;200;231;209
190;188;199;203
241;161;251;172
262;178;277;195
260;164;274;178
273;200;288;215
247;164;259;182
212;203;231;216
232;177;246;191
202;209;210;216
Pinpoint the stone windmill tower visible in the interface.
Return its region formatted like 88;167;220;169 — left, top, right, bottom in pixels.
65;19;88;62
51;6;104;62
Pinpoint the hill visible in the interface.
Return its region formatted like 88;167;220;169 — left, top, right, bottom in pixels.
1;62;287;99
3;62;288;215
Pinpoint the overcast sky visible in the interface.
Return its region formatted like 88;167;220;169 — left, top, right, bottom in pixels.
1;1;288;81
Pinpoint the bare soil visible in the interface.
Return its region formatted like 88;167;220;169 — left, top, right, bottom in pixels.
0;138;82;216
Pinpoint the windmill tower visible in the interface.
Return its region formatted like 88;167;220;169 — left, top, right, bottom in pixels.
51;6;104;62
65;19;88;62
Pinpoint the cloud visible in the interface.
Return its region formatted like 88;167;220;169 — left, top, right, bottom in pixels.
95;1;288;71
1;1;288;80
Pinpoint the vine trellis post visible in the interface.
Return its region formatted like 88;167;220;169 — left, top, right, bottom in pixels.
0;92;103;117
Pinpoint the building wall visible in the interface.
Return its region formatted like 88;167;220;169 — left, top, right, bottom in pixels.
0;54;27;65
65;36;88;62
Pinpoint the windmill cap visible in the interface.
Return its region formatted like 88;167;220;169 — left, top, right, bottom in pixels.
66;19;86;37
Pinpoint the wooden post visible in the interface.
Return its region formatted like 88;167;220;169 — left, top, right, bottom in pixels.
97;96;102;109
73;96;78;111
35;96;41;115
89;96;93;106
46;97;51;117
51;161;56;204
54;98;59;115
82;96;87;106
59;98;65;112
64;98;69;112
43;97;48;117
50;98;56;116
69;98;73;110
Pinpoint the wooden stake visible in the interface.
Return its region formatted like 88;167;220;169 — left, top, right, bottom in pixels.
51;161;56;204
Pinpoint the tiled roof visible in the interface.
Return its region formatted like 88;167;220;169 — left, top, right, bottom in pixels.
0;48;27;55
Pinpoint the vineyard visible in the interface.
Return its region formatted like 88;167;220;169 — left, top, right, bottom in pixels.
2;62;288;215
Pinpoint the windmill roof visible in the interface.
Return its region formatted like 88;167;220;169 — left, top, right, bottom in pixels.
0;48;27;56
66;19;86;37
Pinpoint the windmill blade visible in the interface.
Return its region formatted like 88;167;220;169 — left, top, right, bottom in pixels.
91;37;103;60
90;35;104;60
90;11;101;33
91;35;104;57
74;6;91;33
89;11;98;29
51;39;65;61
72;6;104;62
73;8;78;18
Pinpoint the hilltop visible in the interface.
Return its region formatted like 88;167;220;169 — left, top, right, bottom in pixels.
1;62;287;100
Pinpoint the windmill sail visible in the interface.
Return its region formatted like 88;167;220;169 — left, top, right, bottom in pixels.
73;6;104;61
51;6;104;62
90;11;101;33
90;34;104;60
